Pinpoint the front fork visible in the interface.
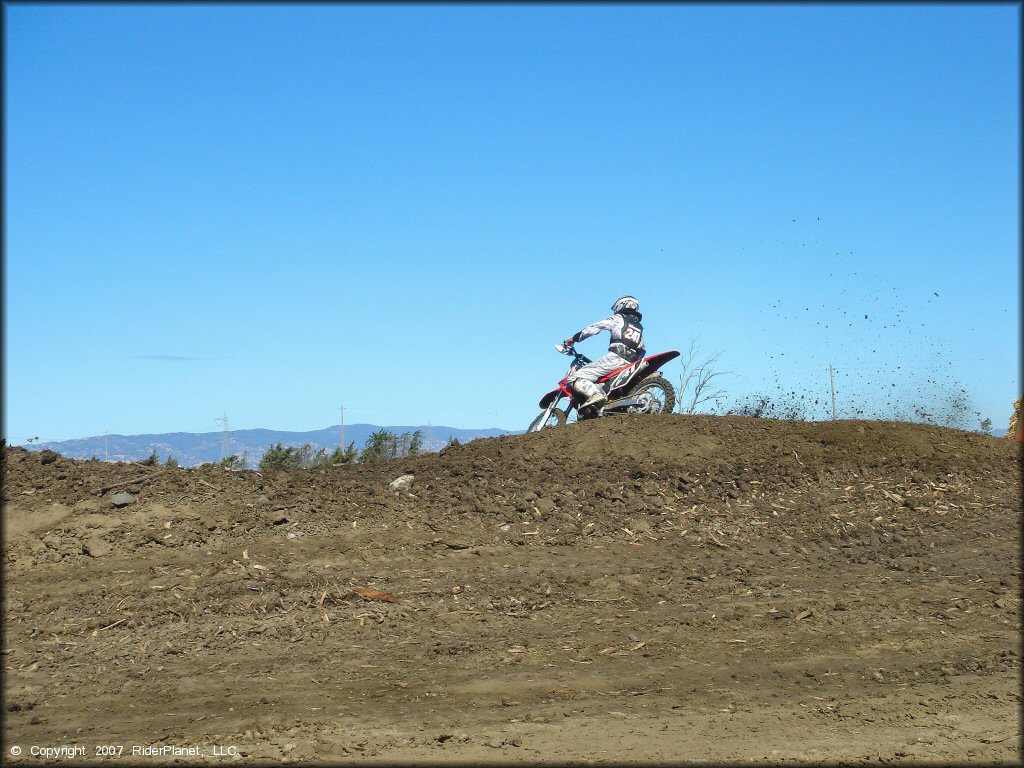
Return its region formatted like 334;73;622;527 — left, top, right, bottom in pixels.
531;398;560;433
560;382;579;419
538;401;557;432
533;362;584;432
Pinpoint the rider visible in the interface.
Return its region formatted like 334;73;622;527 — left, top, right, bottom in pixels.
562;296;646;411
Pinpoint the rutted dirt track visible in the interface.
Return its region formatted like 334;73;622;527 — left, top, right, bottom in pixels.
3;414;1021;764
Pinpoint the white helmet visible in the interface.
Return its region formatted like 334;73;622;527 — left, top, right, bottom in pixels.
611;295;639;314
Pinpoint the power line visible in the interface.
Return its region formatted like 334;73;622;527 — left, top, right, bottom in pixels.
215;414;230;460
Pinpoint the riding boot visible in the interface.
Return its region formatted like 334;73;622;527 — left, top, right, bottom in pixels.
573;379;607;411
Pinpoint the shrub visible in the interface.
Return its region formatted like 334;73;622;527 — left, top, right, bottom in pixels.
408;429;424;456
325;441;359;465
259;443;326;471
259;443;301;472
220;454;246;470
359;429;424;462
360;429;397;462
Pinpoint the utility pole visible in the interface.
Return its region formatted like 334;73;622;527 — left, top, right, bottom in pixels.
340;405;345;449
829;365;837;421
216;414;230;461
105;431;109;462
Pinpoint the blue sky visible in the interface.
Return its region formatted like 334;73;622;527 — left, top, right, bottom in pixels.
4;3;1019;442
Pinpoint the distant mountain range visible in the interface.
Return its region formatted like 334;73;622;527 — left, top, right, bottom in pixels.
18;424;515;468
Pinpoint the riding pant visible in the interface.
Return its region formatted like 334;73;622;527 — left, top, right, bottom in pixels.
566;352;632;385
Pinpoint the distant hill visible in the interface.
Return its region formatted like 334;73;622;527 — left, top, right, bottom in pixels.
19;424;514;468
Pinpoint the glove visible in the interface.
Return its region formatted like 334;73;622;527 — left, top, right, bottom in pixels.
562;337;575;348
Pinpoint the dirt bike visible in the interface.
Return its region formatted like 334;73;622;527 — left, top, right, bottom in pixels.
527;344;680;432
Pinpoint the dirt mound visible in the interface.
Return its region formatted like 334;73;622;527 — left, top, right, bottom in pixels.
3;414;1020;763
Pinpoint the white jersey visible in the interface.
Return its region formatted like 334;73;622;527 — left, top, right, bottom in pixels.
567;310;646;386
572;312;644;354
574;314;624;342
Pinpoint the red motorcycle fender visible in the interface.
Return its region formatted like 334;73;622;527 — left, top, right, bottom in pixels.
640;350;681;374
539;384;572;409
598;350;680;384
599;361;637;382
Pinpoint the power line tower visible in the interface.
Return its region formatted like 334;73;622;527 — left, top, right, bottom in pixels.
215;414;230;461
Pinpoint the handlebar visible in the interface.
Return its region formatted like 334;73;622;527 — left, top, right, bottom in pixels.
554;343;591;365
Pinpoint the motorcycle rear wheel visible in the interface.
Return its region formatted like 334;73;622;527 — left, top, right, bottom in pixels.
627;375;676;414
528;407;567;432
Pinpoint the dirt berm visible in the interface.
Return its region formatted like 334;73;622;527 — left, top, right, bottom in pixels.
3;414;1021;764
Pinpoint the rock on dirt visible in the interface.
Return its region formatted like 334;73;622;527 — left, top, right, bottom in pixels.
82;538;111;558
110;491;135;507
389;474;415;491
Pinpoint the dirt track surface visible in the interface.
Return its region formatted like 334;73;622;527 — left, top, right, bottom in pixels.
3;414;1021;764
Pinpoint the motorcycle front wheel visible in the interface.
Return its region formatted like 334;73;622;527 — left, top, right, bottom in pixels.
627;376;676;414
527;407;567;432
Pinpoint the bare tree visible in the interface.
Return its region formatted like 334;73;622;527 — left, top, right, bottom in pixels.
677;337;734;414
